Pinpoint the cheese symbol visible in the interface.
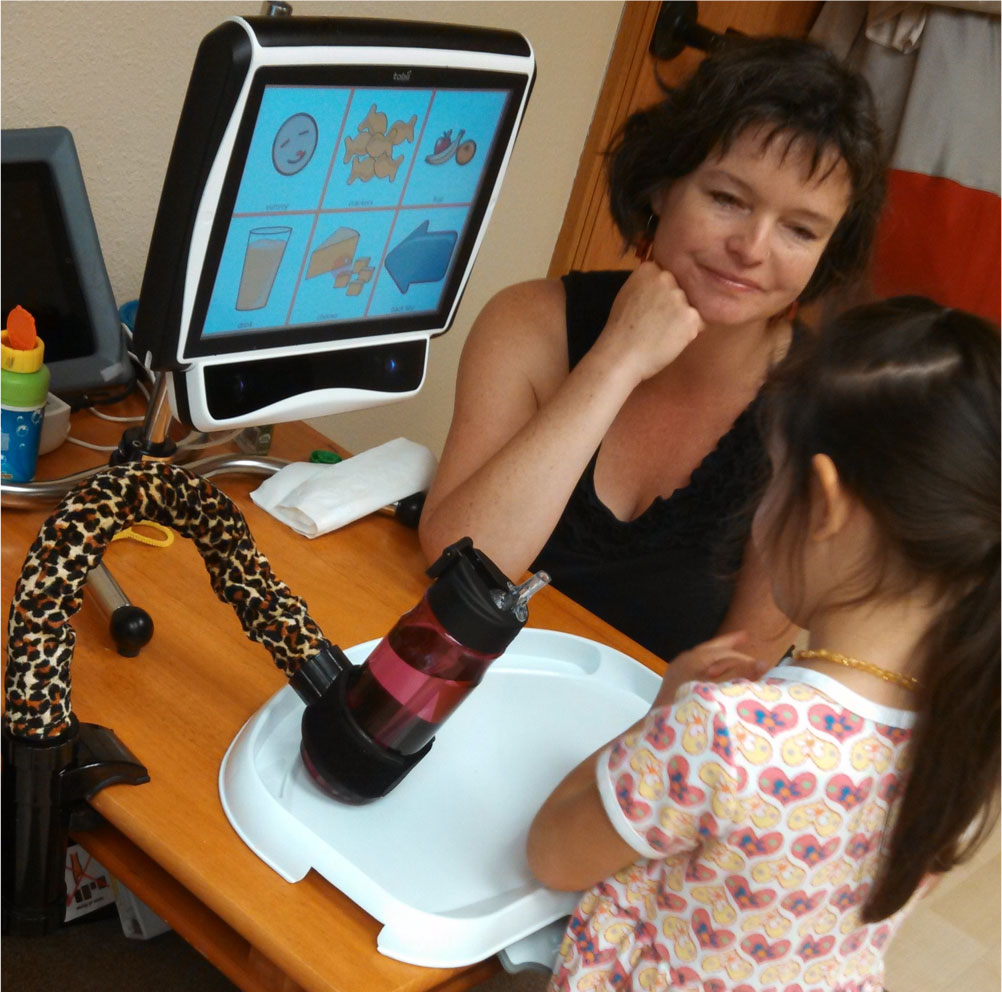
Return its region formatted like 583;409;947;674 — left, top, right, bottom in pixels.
307;227;360;281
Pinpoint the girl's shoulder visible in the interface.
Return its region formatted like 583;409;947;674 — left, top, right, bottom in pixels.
672;676;838;740
680;675;814;705
683;673;875;714
678;673;915;743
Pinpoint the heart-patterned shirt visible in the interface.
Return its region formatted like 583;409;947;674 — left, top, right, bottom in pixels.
548;663;918;992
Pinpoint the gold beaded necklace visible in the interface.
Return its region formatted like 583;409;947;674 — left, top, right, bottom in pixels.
792;648;922;693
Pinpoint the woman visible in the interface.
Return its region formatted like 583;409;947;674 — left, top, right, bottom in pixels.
419;37;886;662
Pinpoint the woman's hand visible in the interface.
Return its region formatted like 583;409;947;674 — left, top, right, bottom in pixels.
418;278;658;578
652;631;772;710
590;261;703;387
418;267;699;579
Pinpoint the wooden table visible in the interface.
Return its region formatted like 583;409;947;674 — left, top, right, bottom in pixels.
1;408;664;992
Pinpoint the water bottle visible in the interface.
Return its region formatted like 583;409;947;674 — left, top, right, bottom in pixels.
300;538;549;804
1;306;50;483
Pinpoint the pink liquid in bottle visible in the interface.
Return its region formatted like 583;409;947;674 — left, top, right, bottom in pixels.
346;594;501;753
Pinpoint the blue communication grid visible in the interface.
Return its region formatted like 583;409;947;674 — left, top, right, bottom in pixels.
202;84;509;338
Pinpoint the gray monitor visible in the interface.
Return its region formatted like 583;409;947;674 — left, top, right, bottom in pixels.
1;126;134;401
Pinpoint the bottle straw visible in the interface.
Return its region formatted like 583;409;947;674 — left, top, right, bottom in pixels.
513;572;550;609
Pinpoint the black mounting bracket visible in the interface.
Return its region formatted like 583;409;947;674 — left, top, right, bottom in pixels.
649;2;741;61
2;721;149;936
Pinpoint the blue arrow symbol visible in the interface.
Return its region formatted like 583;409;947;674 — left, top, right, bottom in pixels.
384;220;458;294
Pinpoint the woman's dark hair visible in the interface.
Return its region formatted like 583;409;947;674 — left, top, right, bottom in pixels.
756;296;1000;921
607;36;886;303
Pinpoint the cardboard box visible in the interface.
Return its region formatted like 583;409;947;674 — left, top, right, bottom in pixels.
111;878;172;940
64;843;115;922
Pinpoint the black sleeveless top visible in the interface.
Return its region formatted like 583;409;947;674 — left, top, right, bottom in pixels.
530;270;770;662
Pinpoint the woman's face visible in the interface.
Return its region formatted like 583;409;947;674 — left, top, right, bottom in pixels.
650;126;851;330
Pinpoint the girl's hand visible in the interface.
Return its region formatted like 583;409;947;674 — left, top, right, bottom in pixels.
652;631;772;710
592;261;703;386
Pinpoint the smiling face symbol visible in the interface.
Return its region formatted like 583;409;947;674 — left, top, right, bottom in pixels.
272;113;318;175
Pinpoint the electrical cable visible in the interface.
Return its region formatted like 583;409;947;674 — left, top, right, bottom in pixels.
64;436;119;453
88;407;145;424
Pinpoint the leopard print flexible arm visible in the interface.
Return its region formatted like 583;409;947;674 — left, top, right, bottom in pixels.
5;462;330;739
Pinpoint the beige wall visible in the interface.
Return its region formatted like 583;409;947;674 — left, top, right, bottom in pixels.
1;0;624;457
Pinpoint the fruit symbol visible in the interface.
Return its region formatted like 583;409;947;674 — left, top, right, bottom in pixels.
425;128;477;166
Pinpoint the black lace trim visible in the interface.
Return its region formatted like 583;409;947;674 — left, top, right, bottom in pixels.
551;400;767;559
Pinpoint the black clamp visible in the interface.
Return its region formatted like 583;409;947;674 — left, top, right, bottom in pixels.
2;721;148;936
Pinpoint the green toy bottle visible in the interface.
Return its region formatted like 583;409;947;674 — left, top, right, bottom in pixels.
1;305;50;482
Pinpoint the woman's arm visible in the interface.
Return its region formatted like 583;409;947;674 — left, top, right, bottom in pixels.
419;264;702;579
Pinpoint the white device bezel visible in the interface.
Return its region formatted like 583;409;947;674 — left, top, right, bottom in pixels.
174;18;533;432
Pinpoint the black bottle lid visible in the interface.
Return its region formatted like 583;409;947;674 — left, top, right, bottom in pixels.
425;538;526;655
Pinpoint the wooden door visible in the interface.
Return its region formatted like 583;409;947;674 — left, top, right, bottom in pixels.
549;1;822;277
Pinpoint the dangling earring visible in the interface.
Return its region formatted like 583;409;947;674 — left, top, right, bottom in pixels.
768;300;801;327
634;212;658;262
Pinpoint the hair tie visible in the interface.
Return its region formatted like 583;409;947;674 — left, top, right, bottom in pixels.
111;521;175;548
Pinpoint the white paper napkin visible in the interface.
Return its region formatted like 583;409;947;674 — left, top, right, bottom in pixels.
250;438;437;538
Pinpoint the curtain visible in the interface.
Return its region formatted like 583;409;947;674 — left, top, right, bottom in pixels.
812;1;1001;322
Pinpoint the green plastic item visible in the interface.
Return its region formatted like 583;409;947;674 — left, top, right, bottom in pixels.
1;364;49;407
309;450;342;464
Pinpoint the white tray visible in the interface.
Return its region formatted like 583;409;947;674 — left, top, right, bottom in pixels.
219;627;659;968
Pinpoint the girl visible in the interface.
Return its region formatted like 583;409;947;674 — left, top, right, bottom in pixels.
527;297;1000;991
418;36;885;665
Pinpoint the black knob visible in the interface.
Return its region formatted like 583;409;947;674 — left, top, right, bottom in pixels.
394;492;426;529
109;606;154;658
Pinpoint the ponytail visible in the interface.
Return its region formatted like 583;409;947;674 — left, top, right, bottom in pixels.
863;566;1000;920
758;297;1000;921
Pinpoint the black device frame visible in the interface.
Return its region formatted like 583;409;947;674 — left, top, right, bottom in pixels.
133;16;534;375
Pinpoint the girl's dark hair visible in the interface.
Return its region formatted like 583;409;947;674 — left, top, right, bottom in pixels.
757;296;1000;921
607;36;886;303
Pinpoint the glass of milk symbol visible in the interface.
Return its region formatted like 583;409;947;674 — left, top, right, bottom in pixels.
236;226;292;310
